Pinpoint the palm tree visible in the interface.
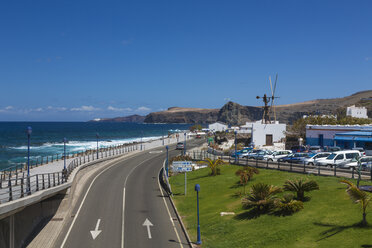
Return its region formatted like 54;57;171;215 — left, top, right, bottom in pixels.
235;166;259;194
242;183;282;212
341;180;371;226
283;179;319;201
202;158;225;176
274;193;304;215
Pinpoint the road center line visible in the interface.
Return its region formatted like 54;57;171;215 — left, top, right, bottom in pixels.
121;155;164;248
61;154;158;248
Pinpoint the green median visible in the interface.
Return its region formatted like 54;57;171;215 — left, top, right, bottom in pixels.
169;164;372;248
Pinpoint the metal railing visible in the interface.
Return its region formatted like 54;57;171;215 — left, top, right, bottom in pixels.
187;150;372;181
0;143;139;204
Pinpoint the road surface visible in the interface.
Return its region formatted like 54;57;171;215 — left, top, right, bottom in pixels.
56;139;203;248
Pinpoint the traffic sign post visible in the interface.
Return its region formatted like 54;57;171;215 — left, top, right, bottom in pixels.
185;172;187;195
172;161;192;173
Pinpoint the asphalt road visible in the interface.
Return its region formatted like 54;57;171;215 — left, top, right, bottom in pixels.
57;139;204;248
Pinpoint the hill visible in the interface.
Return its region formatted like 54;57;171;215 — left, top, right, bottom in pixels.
144;90;372;125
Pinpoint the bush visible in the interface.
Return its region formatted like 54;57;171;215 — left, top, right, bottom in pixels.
274;193;304;215
242;183;282;212
170;155;193;163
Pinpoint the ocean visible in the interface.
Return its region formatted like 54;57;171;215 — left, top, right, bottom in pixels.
0;122;191;170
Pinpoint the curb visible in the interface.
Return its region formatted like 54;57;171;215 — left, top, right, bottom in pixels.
160;160;194;248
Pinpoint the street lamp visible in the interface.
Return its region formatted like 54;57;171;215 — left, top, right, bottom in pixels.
234;131;237;163
26;127;32;195
195;184;202;245
184;132;187;155
96;133;99;159
63;138;67;170
26;126;32;177
165;145;169;177
141;131;143;151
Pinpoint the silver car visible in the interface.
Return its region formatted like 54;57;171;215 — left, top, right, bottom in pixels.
303;152;331;165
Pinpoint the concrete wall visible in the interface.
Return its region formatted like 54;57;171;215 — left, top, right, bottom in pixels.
0;191;65;248
251;123;286;147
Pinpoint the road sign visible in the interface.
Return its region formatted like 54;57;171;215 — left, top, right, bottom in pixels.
172;161;192;172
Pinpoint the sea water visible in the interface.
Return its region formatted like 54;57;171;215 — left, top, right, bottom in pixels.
0;122;191;170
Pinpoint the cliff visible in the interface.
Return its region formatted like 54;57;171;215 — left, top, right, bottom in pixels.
144;107;219;124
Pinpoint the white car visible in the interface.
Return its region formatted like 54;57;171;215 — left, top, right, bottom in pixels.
317;150;361;168
263;150;292;162
342;156;372;170
303;152;331;165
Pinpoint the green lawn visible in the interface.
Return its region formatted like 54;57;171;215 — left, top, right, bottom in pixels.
170;165;372;248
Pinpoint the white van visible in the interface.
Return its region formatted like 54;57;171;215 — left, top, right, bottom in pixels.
317;150;361;168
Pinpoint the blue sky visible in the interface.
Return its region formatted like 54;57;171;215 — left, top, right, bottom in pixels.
0;0;371;121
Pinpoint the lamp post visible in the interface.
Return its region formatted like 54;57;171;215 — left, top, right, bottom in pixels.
234;131;237;163
165;145;169;177
195;184;202;245
96;133;99;159
63;138;67;170
184;132;187;156
141;131;143;151
26;127;32;195
26;127;32;177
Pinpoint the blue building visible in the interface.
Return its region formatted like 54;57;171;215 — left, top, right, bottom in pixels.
306;125;372;155
334;131;372;151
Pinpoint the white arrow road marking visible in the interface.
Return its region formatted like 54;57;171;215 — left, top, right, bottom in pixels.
142;218;154;239
90;219;102;240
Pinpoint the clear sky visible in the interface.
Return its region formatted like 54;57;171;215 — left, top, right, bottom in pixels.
0;0;371;121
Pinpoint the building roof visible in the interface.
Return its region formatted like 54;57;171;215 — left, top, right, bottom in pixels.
335;131;372;137
306;125;372;131
334;131;372;142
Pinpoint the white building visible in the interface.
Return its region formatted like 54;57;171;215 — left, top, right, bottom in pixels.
347;105;368;119
241;121;286;147
208;122;228;132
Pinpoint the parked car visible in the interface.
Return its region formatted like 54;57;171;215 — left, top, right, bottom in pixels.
291;145;307;153
324;146;341;152
254;150;274;160
303;152;331;165
231;147;253;158
262;150;292;162
277;153;294;163
352;147;366;156
361;156;372;170
317;150;361;167
278;153;310;163
244;149;264;159
176;142;184;150
342;156;372;170
308;146;323;153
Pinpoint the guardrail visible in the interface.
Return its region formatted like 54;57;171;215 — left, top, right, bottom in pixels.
0;143;139;204
187;150;372;182
0;143;143;181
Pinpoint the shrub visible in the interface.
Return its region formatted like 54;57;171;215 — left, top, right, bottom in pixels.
283;179;319;201
235;166;260;194
274;193;304;215
242;183;282;212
